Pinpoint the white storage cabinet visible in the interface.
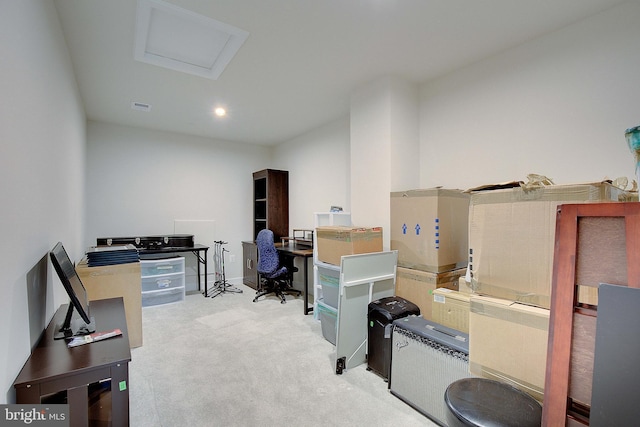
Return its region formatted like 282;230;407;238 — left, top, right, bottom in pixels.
140;257;185;307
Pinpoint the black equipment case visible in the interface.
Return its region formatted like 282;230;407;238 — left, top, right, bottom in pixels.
367;296;420;380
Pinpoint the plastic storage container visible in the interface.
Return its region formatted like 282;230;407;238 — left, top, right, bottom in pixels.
140;257;184;276
140;257;185;307
367;296;420;380
317;299;338;345
142;287;185;307
318;270;339;308
141;273;185;292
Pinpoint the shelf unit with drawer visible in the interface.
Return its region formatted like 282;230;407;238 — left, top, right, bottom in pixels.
312;212;351;318
140;257;185;307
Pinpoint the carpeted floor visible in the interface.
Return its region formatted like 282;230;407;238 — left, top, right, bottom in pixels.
129;283;436;426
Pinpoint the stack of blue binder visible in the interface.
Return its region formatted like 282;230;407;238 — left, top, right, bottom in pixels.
86;244;139;267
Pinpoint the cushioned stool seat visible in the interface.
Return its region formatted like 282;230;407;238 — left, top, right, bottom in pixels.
444;378;542;427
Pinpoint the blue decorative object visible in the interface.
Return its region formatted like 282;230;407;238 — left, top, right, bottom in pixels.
626;125;640;185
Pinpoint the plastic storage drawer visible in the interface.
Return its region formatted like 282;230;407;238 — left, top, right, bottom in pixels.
317;299;338;345
140;257;184;276
141;273;185;292
142;287;185;307
319;270;339;308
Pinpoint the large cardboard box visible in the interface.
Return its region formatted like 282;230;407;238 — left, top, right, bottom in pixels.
76;259;142;348
391;188;469;273
395;266;465;320
468;181;629;308
469;295;549;402
431;288;470;333
316;226;383;266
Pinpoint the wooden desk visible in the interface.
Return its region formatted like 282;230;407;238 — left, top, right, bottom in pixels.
14;298;131;426
277;244;314;315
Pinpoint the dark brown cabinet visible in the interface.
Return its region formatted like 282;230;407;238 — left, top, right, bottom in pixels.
14;298;130;426
253;169;289;240
242;241;259;289
244;169;289;288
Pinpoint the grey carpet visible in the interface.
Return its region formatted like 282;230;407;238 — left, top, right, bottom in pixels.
129;283;436;426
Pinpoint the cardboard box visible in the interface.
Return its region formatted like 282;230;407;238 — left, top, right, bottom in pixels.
469;295;549;402
458;276;473;294
431;288;470;333
316;226;383;266
578;285;598;306
468;181;629;308
395;266;465;320
76;259;143;348
390;188;469;273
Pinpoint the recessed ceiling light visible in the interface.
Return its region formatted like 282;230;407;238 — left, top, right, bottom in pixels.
214;107;227;117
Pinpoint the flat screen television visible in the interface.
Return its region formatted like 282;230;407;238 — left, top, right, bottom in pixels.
49;242;96;340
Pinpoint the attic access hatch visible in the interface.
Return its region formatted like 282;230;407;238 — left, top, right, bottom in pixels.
134;0;249;80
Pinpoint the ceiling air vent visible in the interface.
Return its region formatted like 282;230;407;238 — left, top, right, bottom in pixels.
131;102;152;112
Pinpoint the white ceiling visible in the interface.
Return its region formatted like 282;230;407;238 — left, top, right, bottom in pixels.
54;0;627;146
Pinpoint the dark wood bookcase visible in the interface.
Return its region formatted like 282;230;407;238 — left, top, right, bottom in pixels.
253;169;289;241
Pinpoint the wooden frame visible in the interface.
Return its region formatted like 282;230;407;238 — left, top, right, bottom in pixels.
543;202;640;426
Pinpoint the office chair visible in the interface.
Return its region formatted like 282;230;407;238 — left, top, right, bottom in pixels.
253;229;301;304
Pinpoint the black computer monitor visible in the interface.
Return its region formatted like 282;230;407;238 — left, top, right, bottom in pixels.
49;242;96;340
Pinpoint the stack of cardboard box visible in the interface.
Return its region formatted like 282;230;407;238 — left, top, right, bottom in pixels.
390;188;470;326
392;180;634;403
466;180;632;402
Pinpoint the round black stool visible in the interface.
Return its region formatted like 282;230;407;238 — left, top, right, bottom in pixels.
444;378;542;427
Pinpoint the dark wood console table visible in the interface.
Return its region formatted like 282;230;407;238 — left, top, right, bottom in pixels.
14;297;131;426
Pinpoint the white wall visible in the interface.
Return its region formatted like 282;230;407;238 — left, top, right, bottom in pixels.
273;117;351;231
0;1;86;403
85;121;270;285
419;1;640;190
389;78;419;192
349;76;420;249
350;79;393;239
